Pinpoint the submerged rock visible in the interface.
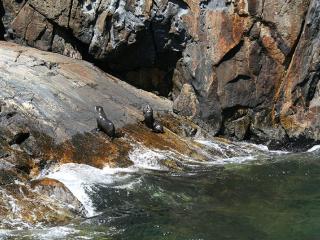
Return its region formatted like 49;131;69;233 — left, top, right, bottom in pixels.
0;169;83;228
31;178;87;217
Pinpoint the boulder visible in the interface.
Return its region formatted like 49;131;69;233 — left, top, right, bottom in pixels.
31;178;87;216
0;169;83;227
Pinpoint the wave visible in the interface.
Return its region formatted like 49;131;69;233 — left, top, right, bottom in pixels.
45;140;279;217
307;145;320;152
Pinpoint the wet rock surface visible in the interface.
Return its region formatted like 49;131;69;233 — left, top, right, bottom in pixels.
0;41;170;227
30;178;87;216
0;0;319;227
0;41;289;227
0;41;263;227
0;169;83;228
0;0;319;147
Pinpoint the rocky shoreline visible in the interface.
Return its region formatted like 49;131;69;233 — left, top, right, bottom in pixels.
0;41;256;227
0;0;319;229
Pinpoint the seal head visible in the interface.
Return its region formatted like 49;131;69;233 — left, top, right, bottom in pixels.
95;106;116;138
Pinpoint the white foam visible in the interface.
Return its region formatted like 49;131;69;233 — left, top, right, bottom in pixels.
269;150;290;155
0;226;80;240
43;140;289;219
34;226;80;240
47;164;136;217
45;145;172;216
307;145;320;152
246;143;269;152
195;139;224;152
47;164;97;217
128;145;170;171
214;155;257;165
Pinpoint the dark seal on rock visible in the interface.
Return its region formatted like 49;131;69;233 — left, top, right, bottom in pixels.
153;120;164;133
143;104;154;129
143;105;164;133
95;106;116;138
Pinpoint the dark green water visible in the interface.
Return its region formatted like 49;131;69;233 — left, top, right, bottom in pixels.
82;152;320;240
2;151;320;239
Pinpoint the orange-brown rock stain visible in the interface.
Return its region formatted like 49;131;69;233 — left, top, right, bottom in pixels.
31;178;66;189
123;120;208;162
6;114;214;179
1;182;76;225
31;131;133;170
159;114;199;136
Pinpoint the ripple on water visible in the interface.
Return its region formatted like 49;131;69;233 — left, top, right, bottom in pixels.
47;163;139;217
46;144;175;217
2;139;303;239
45;141;273;218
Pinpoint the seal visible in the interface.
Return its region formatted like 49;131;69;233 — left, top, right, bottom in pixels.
95;106;116;138
143;104;154;129
143;104;164;133
153;120;164;133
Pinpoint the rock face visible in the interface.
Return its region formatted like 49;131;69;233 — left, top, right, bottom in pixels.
1;0;319;145
173;83;199;118
0;41;172;227
0;41;178;172
1;0;189;96
0;42;272;227
277;0;320;143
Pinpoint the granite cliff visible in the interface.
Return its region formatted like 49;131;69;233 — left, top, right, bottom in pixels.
0;0;319;146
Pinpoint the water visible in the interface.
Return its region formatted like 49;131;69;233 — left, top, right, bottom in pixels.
2;143;320;239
